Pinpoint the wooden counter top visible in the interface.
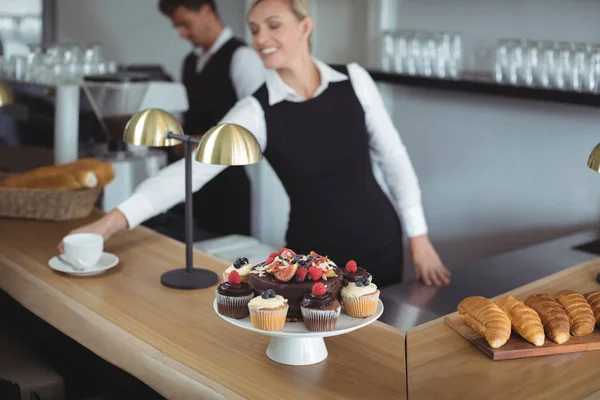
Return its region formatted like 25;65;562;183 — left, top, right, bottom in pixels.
407;259;600;400
0;215;406;400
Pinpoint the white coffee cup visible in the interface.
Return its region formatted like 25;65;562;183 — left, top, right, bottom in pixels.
62;233;104;269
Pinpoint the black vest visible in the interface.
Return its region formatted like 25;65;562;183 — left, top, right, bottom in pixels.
253;65;404;285
179;37;251;237
182;37;245;134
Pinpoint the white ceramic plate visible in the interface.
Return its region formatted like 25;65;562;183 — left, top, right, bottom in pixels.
214;298;383;338
48;252;119;277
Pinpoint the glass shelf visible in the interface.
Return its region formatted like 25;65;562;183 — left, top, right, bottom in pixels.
369;69;600;108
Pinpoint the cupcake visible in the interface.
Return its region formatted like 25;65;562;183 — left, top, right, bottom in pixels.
301;282;341;331
223;257;253;283
248;289;288;331
216;270;254;319
341;260;380;318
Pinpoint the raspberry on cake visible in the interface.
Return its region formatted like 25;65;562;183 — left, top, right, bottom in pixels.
248;249;344;321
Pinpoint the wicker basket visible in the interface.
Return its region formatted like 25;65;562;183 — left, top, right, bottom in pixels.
0;173;102;221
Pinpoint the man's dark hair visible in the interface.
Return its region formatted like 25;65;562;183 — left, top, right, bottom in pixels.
158;0;218;17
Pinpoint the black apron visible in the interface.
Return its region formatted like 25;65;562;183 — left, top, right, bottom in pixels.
253;65;404;286
176;37;251;237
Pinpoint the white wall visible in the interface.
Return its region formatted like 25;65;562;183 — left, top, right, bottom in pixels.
55;0;247;81
0;0;41;15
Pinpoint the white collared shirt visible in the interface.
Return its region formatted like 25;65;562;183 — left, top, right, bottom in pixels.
119;59;428;238
193;26;265;100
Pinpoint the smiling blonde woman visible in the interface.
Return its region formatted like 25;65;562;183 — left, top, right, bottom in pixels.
63;0;451;288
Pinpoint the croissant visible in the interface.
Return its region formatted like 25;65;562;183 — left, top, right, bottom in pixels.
584;291;600;327
555;290;595;336
496;296;545;346
525;294;570;344
458;296;511;349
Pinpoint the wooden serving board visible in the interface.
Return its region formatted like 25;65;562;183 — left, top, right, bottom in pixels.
445;313;600;361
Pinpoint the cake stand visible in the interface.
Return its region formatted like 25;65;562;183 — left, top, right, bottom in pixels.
213;299;383;366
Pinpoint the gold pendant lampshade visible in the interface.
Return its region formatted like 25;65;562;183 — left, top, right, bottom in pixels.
195;123;262;165
0;82;14;107
121;108;262;290
123;108;183;147
587;143;600;173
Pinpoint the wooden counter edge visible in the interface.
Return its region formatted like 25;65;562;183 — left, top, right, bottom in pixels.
0;252;246;400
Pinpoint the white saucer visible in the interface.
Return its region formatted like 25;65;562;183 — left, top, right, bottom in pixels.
48;252;119;277
214;299;383;365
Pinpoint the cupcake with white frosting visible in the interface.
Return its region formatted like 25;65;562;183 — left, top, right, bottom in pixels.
223;257;253;283
248;290;289;331
340;260;379;317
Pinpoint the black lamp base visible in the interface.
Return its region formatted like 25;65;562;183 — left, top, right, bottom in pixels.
160;268;219;290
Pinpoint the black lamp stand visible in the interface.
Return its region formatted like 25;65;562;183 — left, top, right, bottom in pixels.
159;132;219;290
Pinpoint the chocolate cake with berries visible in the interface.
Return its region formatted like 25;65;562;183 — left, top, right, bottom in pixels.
248;248;343;321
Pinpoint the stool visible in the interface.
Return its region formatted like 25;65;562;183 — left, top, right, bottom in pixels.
0;331;65;400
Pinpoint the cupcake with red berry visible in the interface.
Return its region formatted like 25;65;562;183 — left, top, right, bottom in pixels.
300;282;341;331
248;289;289;331
216;270;254;319
223;257;253;283
340;260;380;318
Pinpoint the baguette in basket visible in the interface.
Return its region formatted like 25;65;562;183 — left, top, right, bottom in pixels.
0;158;114;191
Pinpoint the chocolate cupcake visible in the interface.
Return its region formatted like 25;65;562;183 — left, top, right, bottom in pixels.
301;282;341;331
216;270;254;319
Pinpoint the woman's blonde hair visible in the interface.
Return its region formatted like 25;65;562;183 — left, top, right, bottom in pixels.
248;0;313;51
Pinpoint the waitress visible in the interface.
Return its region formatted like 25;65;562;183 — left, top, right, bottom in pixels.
62;0;451;287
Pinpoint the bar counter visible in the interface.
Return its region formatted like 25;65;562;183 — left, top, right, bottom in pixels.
407;259;600;400
0;214;406;400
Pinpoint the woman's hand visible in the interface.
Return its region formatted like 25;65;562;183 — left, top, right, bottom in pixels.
409;234;451;287
57;209;129;253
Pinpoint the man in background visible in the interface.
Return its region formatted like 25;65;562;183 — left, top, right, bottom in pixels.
158;0;265;238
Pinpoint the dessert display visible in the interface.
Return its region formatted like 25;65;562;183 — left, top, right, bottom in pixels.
555;290;595;336
248;248;343;321
300;282;341;331
340;260;380;318
495;296;544;346
248;290;289;331
458;296;511;349
215;270;254;319
584;291;600;327
223;257;253;283
214;249;384;365
525;294;570;344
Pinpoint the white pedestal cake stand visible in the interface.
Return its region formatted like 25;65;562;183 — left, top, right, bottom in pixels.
214;299;383;366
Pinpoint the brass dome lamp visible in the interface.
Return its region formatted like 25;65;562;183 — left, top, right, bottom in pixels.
0;81;14;106
587;143;600;173
123;108;262;289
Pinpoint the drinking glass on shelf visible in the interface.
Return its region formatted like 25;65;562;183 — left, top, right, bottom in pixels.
381;31;395;72
394;30;409;73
